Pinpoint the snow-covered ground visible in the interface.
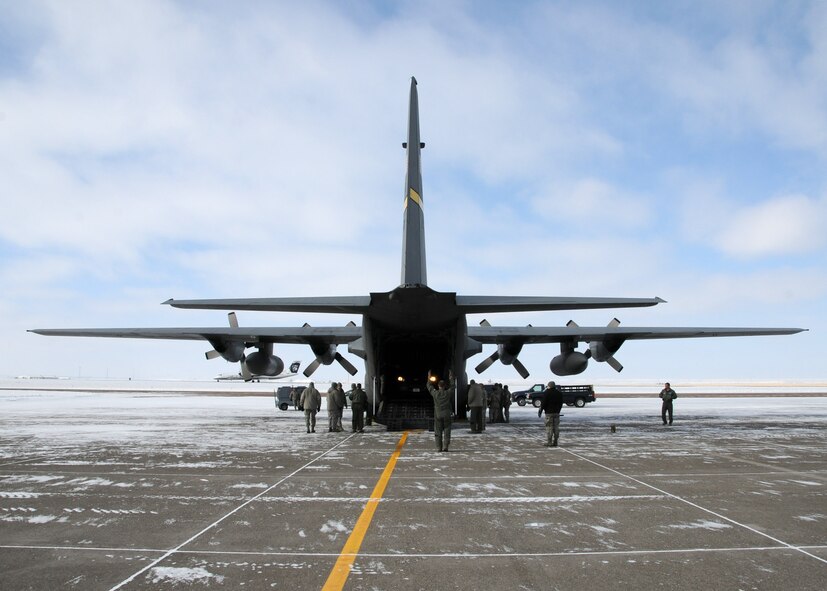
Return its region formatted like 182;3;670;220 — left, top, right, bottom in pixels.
3;377;826;396
1;381;825;449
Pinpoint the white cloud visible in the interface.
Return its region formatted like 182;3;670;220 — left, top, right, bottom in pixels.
716;194;827;257
531;178;653;229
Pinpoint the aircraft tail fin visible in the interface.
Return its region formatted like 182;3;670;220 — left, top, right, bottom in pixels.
400;76;427;287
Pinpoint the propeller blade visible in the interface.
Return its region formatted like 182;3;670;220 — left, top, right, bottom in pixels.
607;318;620;328
475;351;499;374
511;358;530;379
205;350;222;360
566;320;579;328
228;312;239;328
334;352;358;376
606;356;624;372
240;357;253;381
479;319;492;327
303;358;322;377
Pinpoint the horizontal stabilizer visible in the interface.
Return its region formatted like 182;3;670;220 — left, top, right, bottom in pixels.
457;296;665;314
163;296;371;314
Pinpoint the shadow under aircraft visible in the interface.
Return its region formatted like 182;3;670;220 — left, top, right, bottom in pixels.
32;78;805;429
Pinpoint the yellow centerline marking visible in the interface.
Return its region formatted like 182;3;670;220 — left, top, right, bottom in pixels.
322;431;410;590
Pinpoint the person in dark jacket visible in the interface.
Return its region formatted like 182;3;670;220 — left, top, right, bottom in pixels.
538;381;564;447
659;382;677;425
502;385;512;423
351;384;367;433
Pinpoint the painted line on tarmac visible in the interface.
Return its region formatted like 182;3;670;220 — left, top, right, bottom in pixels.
322;430;410;591
0;446;111;469
106;433;357;591
561;447;827;566
4;543;827;559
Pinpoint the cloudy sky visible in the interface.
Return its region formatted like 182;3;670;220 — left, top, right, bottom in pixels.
1;0;824;383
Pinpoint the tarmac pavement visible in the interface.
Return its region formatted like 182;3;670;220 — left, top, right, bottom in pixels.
1;389;825;590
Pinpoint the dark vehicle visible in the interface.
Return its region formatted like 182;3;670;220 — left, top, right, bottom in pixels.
512;384;596;408
275;385;306;411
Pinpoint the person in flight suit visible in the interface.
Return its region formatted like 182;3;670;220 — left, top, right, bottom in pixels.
427;371;455;452
335;383;346;431
466;380;486;433
488;385;500;424
327;383;343;432
502;384;512;423
659;382;677;425
300;382;321;433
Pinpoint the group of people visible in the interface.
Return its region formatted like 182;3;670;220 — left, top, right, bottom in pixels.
464;380;513;433
294;378;679;451
293;382;368;434
437;378;564;451
536;381;679;447
487;383;512;424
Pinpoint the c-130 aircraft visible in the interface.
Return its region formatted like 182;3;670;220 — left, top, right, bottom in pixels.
32;78;804;427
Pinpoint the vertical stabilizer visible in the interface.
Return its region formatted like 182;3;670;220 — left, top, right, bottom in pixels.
401;77;427;287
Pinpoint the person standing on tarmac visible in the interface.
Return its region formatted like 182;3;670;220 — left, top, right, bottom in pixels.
538;381;564;447
290;387;299;410
488;385;500;424
327;384;342;432
427;371;455;452
351;384;367;433
466;379;485;433
300;382;321;433
502;385;512;423
659;382;677;425
335;383;346;431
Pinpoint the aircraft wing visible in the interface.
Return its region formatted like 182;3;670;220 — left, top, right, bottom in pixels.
456;296;665;313
467;325;806;344
29;326;363;345
163;296;371;314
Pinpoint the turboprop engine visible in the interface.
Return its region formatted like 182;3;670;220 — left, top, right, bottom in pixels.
207;339;246;363
474;319;530;378
244;344;284;377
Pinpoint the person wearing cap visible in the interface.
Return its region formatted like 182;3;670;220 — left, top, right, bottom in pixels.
538;381;563;447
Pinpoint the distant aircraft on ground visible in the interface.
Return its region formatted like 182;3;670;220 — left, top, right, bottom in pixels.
214;358;301;382
31;78;805;427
